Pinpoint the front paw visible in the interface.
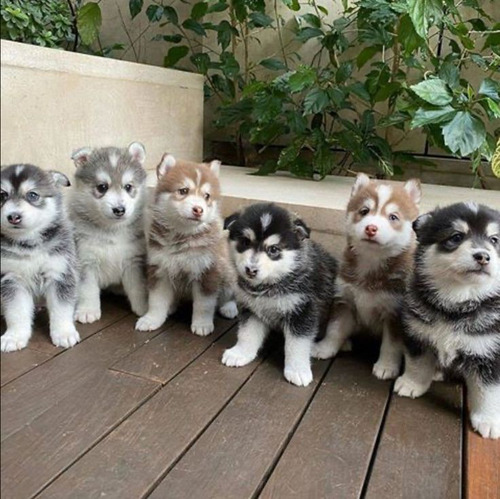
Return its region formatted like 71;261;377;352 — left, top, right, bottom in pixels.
1;331;30;352
75;307;101;324
394;375;430;398
311;340;338;360
135;314;165;331
222;346;255;367
51;325;80;348
130;297;148;317
219;301;238;320
191;321;214;336
373;361;400;380
284;365;313;387
470;413;500;439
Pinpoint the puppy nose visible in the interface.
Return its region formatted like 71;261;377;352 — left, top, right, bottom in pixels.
365;224;378;237
192;206;204;217
245;266;258;278
112;206;126;217
473;252;490;265
7;213;22;225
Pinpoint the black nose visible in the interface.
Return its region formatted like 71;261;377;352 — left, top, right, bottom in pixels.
473;251;490;266
245;266;258;278
7;213;22;225
112;206;126;217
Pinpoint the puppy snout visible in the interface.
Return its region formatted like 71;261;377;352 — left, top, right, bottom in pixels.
112;206;126;217
192;206;204;217
365;224;378;237
7;212;22;225
245;266;258;278
473;251;490;266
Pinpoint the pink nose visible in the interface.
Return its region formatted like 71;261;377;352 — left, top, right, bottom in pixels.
192;206;203;217
365;225;378;237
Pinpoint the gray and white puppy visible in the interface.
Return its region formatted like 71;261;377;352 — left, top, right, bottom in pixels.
395;202;500;439
69;143;148;323
1;164;80;352
222;203;338;387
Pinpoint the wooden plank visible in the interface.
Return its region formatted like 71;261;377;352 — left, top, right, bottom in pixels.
365;382;463;499
1;370;158;499
1;348;52;387
111;316;237;383
148;355;331;499
260;356;390;499
1;314;165;441
466;420;500;499
37;333;264;499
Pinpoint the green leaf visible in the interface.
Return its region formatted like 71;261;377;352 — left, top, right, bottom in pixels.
483;23;500;50
336;62;352;84
410;106;457;128
129;0;143;19
408;0;443;38
216;20;235;50
158;34;183;43
77;2;102;45
260;58;286;71
410;78;453;106
301;13;321;28
303;88;329;114
191;2;208;20
220;52;240;78
378;112;410;128
207;1;228;13
146;5;163;22
397;14;423;55
439;62;459;89
288;67;316;92
281;0;300;12
296;27;323;42
356;46;380;68
492;138;500;178
182;19;206;36
249;12;273;27
164;45;189;67
486;99;500;119
442;111;486;157
163;6;179;25
374;82;401;103
251;161;279;176
190;52;210;74
479;78;499;100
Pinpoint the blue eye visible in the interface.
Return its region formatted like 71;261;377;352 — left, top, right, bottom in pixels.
27;191;40;202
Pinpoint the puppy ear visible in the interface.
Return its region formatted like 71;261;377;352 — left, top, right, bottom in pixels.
128;142;146;165
224;212;239;231
49;170;71;187
404;178;422;205
209;159;221;178
412;212;432;236
293;218;311;241
157;153;176;180
351;173;371;197
71;147;92;167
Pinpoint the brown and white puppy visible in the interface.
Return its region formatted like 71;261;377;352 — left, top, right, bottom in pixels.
136;154;237;334
313;173;421;380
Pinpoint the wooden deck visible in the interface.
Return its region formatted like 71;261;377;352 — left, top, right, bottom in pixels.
1;296;499;499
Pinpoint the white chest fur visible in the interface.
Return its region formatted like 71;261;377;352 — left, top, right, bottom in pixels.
237;288;306;317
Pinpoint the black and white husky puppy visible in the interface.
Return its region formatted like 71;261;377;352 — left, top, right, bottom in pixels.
395;202;500;439
222;203;338;387
69;143;148;323
1;164;80;352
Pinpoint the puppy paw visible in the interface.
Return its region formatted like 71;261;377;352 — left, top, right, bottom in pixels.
222;346;255;367
135;315;165;332
219;301;238;320
284;366;313;387
191;321;214;336
470;414;500;439
1;331;30;352
75;307;101;324
373;361;400;380
394;375;429;398
51;325;80;349
311;340;338;360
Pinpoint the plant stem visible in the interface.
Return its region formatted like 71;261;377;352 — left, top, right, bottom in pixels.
274;0;289;68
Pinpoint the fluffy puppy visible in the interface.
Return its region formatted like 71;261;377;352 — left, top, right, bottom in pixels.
1;164;80;351
313;174;421;380
395;202;500;439
69;142;148;323
136;154;237;335
222;203;338;387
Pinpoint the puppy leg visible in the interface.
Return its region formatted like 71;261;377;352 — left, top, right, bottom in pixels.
1;276;34;352
373;320;403;380
75;268;101;323
467;378;500;439
136;274;174;331
46;276;80;348
191;282;217;336
311;304;355;359
218;286;238;320
122;260;148;317
222;315;269;367
284;327;314;387
395;350;436;398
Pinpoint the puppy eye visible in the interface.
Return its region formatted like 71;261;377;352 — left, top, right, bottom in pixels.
359;207;369;216
490;235;499;246
179;187;189;195
0;190;7;203
96;183;109;194
267;245;281;256
204;192;210;201
124;184;133;193
389;213;399;222
449;233;464;244
27;191;40;202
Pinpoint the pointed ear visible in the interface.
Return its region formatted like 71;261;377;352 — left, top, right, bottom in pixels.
209;159;221;178
49;170;71;187
351;173;371;197
71;147;92;167
224;212;239;231
404;178;422;205
412;212;432;237
128;142;146;165
293;217;310;241
157;153;176;180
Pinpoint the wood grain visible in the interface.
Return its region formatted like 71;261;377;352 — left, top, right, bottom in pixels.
1;347;52;387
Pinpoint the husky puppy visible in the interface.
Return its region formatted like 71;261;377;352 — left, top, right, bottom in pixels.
136;154;237;334
1;164;80;352
312;174;421;380
222;203;338;387
395;202;500;439
69;143;148;323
